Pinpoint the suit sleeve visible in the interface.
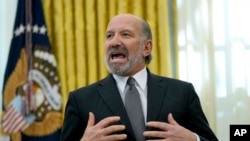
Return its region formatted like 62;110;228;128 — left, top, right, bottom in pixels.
186;83;218;141
60;92;87;141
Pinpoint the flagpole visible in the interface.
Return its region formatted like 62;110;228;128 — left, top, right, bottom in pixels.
25;0;35;115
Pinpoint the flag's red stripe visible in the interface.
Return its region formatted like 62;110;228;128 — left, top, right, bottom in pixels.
13;118;28;133
7;113;26;133
2;105;28;133
2;105;16;126
2;105;15;121
3;107;22;132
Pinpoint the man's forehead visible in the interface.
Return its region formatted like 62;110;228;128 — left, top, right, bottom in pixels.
106;15;141;31
110;17;137;24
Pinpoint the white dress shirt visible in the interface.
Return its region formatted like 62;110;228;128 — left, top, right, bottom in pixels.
113;67;148;122
112;67;200;141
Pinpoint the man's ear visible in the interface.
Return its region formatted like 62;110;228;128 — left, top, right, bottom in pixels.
143;40;152;57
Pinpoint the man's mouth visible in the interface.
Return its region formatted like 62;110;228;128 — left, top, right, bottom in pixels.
110;52;127;63
111;52;125;59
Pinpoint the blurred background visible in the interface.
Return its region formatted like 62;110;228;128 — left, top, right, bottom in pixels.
0;0;249;141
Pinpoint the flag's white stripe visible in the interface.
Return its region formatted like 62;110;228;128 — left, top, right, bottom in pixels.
2;105;28;133
2;105;15;121
7;113;26;133
2;106;16;127
3;106;20;132
13;119;28;133
2;105;12;119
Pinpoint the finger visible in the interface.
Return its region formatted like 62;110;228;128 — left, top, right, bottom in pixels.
95;116;121;128
146;139;167;141
86;112;95;128
146;139;168;141
146;121;168;131
168;113;179;125
102;124;126;135
102;134;127;141
144;130;167;138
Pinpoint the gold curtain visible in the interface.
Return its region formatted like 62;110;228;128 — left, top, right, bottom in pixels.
42;0;177;115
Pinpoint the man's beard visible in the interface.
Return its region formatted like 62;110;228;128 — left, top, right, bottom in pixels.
105;45;144;76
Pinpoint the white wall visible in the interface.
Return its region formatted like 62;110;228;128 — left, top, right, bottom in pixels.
0;0;17;140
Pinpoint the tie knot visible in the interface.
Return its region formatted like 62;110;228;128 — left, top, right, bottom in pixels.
127;77;136;86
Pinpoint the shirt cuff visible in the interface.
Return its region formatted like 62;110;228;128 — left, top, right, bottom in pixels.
194;133;200;141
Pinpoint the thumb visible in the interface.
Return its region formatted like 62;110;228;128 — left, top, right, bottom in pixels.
168;113;179;125
87;112;95;128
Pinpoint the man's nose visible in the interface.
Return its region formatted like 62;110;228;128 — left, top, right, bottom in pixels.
109;35;122;47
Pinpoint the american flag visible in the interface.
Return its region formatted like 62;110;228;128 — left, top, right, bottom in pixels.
2;95;35;133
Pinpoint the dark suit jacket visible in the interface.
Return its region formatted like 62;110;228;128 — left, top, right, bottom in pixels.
60;71;218;141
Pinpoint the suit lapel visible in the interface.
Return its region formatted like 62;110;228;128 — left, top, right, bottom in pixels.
147;72;167;123
96;72;167;137
96;75;135;138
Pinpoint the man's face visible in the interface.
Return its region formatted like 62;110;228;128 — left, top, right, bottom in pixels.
105;14;147;76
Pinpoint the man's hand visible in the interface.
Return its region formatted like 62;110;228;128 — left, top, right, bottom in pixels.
143;113;197;141
80;112;127;141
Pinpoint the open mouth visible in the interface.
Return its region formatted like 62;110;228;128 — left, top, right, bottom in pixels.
110;52;127;63
111;52;125;59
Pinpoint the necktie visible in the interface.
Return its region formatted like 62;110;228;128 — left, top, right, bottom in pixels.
125;77;145;141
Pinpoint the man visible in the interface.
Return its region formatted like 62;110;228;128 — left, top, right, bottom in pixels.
60;14;218;141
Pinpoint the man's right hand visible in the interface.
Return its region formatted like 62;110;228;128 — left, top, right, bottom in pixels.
80;112;127;141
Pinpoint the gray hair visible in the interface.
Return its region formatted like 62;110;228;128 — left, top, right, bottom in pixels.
138;18;153;64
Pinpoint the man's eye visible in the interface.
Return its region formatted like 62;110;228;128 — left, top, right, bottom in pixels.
106;34;113;39
123;33;130;37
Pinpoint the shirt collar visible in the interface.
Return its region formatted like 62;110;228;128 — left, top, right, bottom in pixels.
113;67;147;93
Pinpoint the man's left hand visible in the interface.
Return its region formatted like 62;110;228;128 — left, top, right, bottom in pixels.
143;113;197;141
